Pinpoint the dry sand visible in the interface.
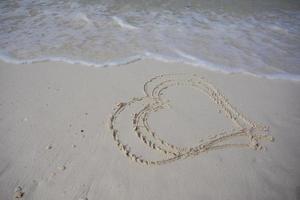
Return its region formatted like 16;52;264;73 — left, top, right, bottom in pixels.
0;60;300;200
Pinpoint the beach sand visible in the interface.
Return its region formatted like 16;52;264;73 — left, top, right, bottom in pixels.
0;60;300;200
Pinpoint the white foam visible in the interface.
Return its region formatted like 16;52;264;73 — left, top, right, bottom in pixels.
172;50;246;73
1;51;299;82
1;2;299;82
143;51;300;81
75;13;92;25
0;52;142;68
268;25;289;34
112;16;138;30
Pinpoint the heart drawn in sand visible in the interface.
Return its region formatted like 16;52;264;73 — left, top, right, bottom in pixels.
108;74;274;166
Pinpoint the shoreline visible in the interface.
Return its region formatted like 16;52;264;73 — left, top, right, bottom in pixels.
0;56;299;82
0;59;300;200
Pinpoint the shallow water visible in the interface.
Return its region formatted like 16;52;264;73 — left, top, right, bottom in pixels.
0;0;300;80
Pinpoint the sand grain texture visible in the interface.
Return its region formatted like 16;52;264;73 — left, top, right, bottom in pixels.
0;60;299;200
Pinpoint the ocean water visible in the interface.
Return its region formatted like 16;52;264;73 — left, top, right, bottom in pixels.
0;0;300;80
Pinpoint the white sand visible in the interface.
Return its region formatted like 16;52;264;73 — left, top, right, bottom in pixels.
0;60;300;200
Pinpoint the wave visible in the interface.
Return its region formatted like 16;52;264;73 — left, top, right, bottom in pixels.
0;1;299;82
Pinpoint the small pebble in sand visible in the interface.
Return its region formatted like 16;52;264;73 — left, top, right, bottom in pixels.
81;129;84;133
46;145;52;150
14;186;24;199
85;112;88;115
72;144;77;148
58;165;66;171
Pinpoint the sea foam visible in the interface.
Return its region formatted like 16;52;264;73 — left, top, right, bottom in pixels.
112;16;138;30
0;0;299;81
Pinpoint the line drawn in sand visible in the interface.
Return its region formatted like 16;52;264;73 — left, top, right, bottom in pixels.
108;74;274;166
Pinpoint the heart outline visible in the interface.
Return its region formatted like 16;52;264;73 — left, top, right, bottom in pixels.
108;74;274;166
